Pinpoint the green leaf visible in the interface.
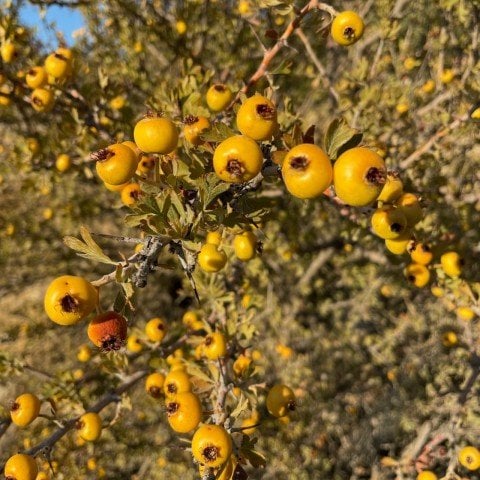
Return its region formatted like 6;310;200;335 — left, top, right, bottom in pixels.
200;122;237;143
63;226;116;265
324;118;363;160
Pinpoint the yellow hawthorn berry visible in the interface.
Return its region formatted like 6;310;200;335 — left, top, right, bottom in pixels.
276;343;293;359
442;331;458;347
127;334;143;353
42;208;53;220
175;20;187;35
403;57;420;70
380;285;393;297
206;230;222;246
145;372;166;398
236;94;277;141
31;88;54;112
10;393;41;427
251;349;262;361
206;84;233;112
94;143;138;185
409;242;433;265
1;42;17;63
198;243;227;272
371;206;407;240
440;69;455;84
456;307;475;321
145;317;167;342
76;412;102;442
87;311;128;351
44;275;98;325
440;251;463;278
333;147;386;206
421;79;436;94
458;446;480;470
213;135;263;183
405;264;430;288
109;95;125;110
233;231;257;261
282;143;332;199
104;181;130;192
77;344;92;362
203;332;227;360
238;0;251;15
331;11;364;46
25;66;47;89
395;193;423;227
133;41;143;53
192;424;233;468
55;153;71;172
121;182;142;206
233;354;252;376
133;116;179;154
27;138;40;154
136;155;156;175
164;370;192;397
396;102;409;114
166;391;202;433
182;310;200;328
35;471;50;480
377;173;403;203
4;453;38;480
431;286;444;297
241;415;258;435
44;51;71;79
417;471;437;480
266;384;296;418
385;231;413;255
183;115;211;146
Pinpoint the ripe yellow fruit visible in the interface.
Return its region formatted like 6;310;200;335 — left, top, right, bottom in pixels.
120;183;142;206
127;334;143;353
233;354;252;376
409;243;433;265
44;51;71;79
94;143;139;185
44;275;98;325
421;79;436;94
236;95;277;141
166;391;202;433
203;331;227;360
145;317;167;342
371;207;407;240
282;143;333;199
133;116;179;154
395;193;423;227
76;412;102;441
213;135;263;183
385;231;413;255
442;331;458;347
417;471;437;480
10;393;41;427
145;372;166;398
4;453;38;480
109;95;126;110
266;384;296;417
206;230;222;246
377;173;403;203
458;446;480;470
440;69;455;84
206;84;233;112
333;147;386;206
1;42;17;63
55;154;71;172
27;138;40;154
182;310;200;328
233;231;257;261
456;307;475;321
164;370;191;397
25;66;47;89
405;263;430;288
77;344;92;362
440;251;463;278
31;88;54;112
183;115;211;146
176;20;187;35
121;140;141;160
198;243;227;272
331;11;364;46
192;424;233;468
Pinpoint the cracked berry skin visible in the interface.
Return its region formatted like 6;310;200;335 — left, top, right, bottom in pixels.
87;311;128;351
44;275;98;326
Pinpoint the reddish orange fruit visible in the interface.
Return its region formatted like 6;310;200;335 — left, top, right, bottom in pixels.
87;311;128;351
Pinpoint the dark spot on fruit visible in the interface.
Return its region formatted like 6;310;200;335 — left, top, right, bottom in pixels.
343;26;355;39
256;104;276;120
214;84;226;92
365;167;386;185
289;156;309;170
390;223;403;233
288;400;296;411
100;334;125;352
166;402;179;415
61;294;78;313
202;446;219;463
148;387;162;399
226;159;245;177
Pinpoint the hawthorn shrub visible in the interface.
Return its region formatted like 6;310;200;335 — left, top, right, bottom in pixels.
1;1;479;479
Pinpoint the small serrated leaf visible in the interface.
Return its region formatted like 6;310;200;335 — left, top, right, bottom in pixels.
64;227;116;265
324;118;362;160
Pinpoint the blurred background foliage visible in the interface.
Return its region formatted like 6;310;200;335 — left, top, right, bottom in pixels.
0;0;479;479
